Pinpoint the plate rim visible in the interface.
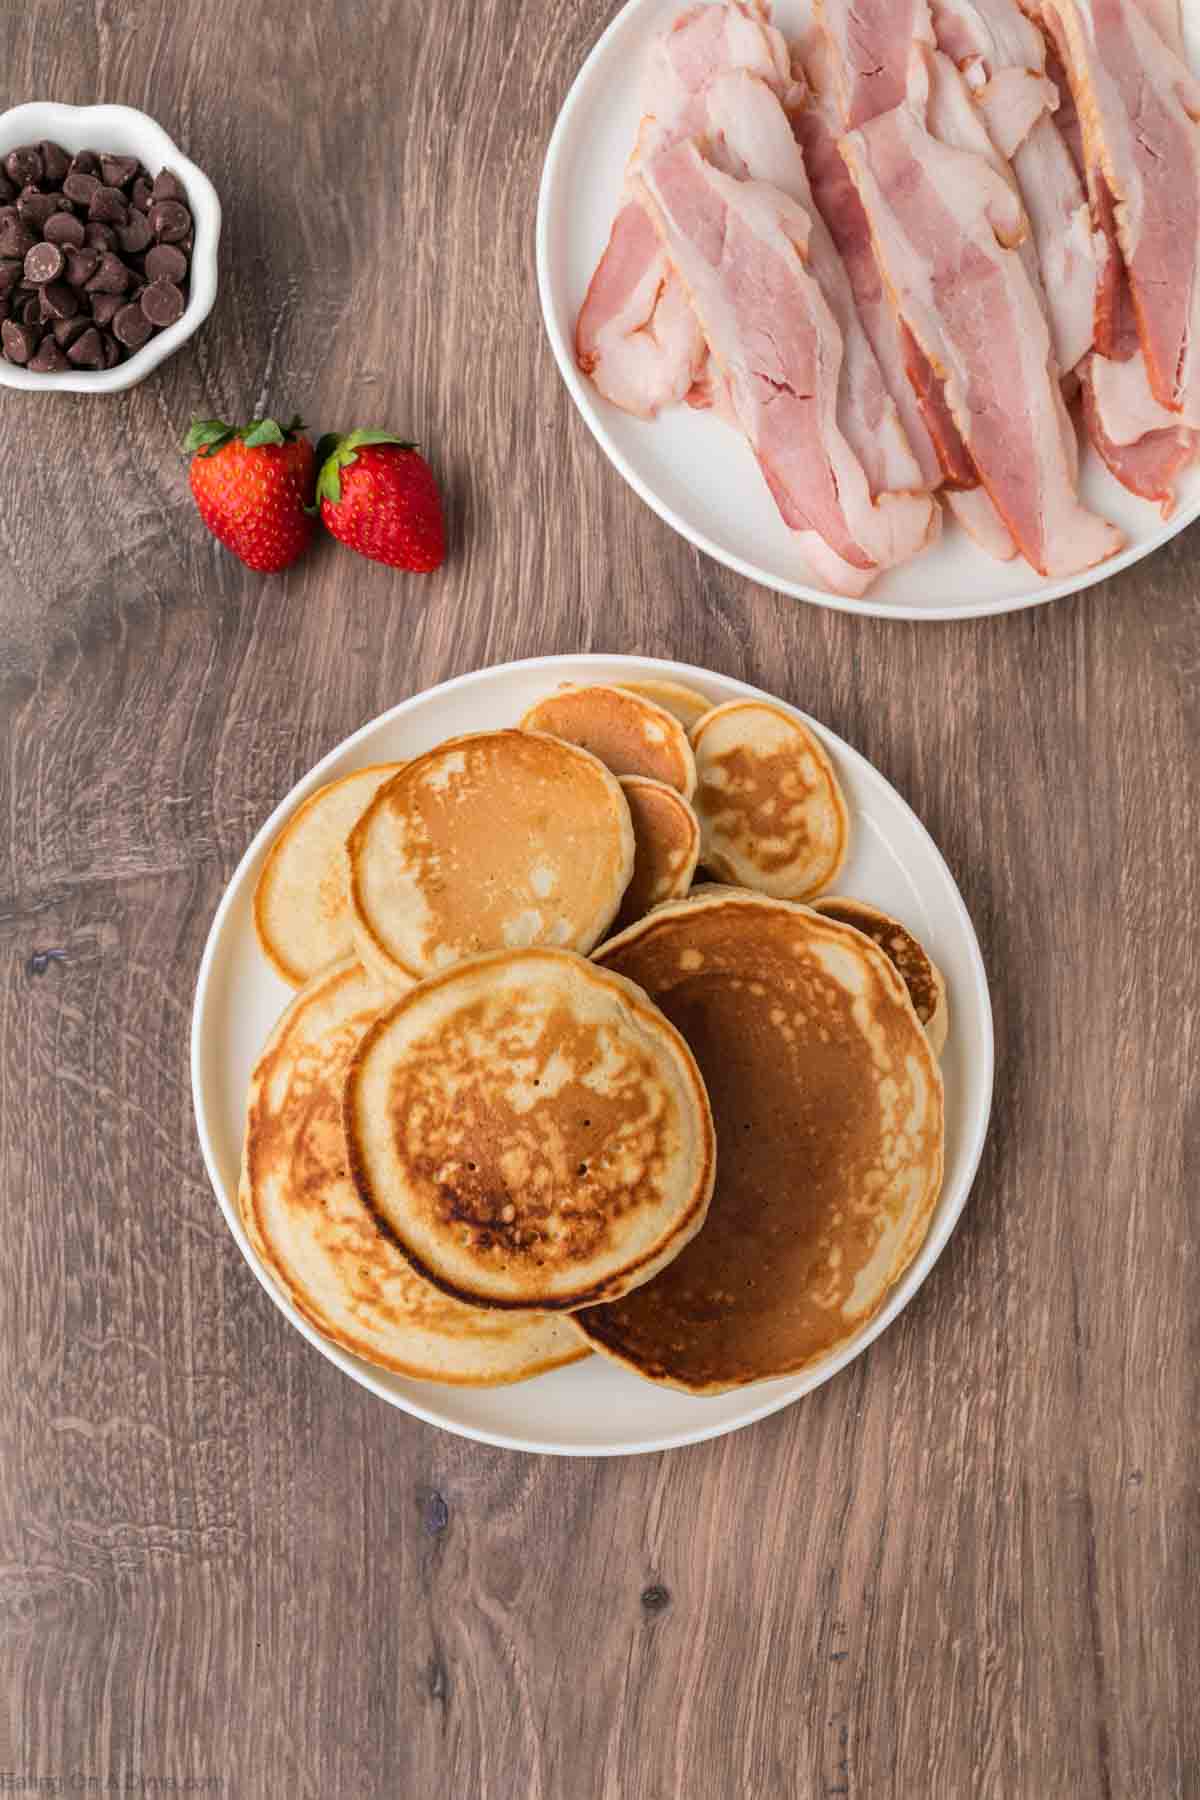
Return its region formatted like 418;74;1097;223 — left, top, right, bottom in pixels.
190;652;995;1455
534;0;1200;623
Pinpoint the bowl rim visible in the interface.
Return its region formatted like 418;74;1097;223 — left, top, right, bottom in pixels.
0;99;220;394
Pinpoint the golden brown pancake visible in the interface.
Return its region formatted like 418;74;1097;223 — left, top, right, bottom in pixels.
620;678;714;732
579;889;944;1392
346;731;635;985
253;764;402;986
238;958;586;1384
519;684;697;797
812;896;949;1057
689;699;848;900
344;947;716;1311
612;775;701;933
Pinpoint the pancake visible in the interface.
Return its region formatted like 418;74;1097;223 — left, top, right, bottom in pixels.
519;684;697;797
344;947;715;1311
253;764;402;985
347;731;635;985
620;679;714;732
812;896;949;1057
689;699;848;900
579;889;944;1392
612;775;701;933
238;958;586;1384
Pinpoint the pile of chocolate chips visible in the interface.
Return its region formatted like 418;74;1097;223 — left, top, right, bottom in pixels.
0;142;194;373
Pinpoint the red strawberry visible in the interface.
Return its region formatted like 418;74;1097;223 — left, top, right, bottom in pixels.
185;414;317;574
315;431;445;572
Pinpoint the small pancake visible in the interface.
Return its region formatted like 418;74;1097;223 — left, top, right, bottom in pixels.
613;775;701;933
689;700;848;900
345;947;715;1311
620;679;714;732
347;731;635;985
253;764;402;985
812;897;949;1057
519;684;697;797
239;958;585;1385
579;889;944;1393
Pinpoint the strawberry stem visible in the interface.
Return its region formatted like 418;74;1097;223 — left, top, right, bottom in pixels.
314;429;416;506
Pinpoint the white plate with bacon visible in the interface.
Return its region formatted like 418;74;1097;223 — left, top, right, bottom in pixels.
537;0;1200;619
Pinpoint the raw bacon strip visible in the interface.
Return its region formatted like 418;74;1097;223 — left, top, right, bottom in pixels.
814;0;936;127
1043;0;1200;415
1079;359;1195;515
839;51;1123;576
637;141;938;591
575;2;790;418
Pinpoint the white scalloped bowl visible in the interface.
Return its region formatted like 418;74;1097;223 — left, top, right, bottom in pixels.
0;101;220;394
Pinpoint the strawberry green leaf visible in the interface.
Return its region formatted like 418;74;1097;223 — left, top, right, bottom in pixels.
241;418;287;449
184;417;236;458
314;429;417;508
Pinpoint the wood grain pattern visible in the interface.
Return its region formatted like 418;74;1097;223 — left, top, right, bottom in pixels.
1;1;1198;1794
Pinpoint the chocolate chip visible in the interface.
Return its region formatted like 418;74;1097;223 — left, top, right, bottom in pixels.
0;174;14;205
89;291;123;326
149;200;190;243
64;248;100;288
27;336;70;372
69;150;100;177
86;252;129;294
84;221;117;252
63;170;101;206
144;242;187;284
112;300;153;349
44;211;85;248
140;278;184;326
18;189;62;230
0;217;35;260
0;259;21;295
15;291;43;328
151;168;187;204
1;317;38;363
130;176;153;213
38;140;71;184
39;281;78;321
88;185;128;225
66;325;103;366
115;210;151;254
99;154;139;189
53;314;89;348
23;241;64;285
4;147;42;188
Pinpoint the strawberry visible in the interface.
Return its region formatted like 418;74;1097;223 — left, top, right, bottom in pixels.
184;414;317;574
315;431;445;573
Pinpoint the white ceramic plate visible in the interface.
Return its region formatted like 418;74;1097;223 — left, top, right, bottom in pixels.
536;0;1200;621
191;655;993;1455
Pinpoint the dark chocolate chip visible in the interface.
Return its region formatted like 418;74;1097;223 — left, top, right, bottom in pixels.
1;317;38;363
115;210;151;254
130;176;153;213
123;253;148;281
149;199;190;243
38;140;71;184
151;168;187;204
39;281;78;321
89;291;122;326
28;336;70;372
44;211;85;248
85;252;129;294
70;150;101;175
63;170;101;206
53;314;89;348
66;325;103;366
0;174;14;205
64;247;100;288
84;221;117;252
0;217;35;260
23;241;64;285
101;331;122;368
100;154;139;189
88;184;128;224
15;292;43;328
112;301;153;349
0;258;21;295
140;278;184;326
18;189;62;229
4;147;42;188
144;242;187;284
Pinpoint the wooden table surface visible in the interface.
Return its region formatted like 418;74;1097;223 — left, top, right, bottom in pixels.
2;2;1197;1795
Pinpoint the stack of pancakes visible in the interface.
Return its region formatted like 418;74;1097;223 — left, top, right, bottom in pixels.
241;680;947;1395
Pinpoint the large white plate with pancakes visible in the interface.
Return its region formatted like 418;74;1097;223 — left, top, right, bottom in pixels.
191;655;993;1455
535;0;1200;622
